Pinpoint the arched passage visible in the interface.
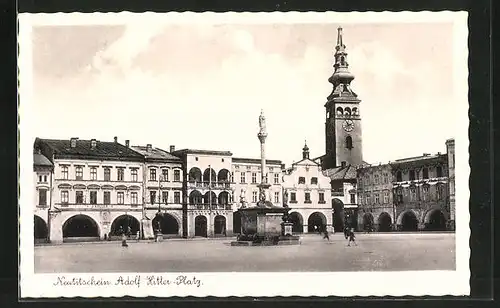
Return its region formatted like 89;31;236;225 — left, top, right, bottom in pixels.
188;167;202;182
214;215;226;235
62;214;99;240
152;213;179;235
307;212;327;233
332;198;345;232
110;215;141;236
289;212;303;233
233;211;242;234
189;190;203;205
400;211;418;231
195;215;208;237
203;168;217;182
34;215;48;241
378;212;393;232
362;213;374;232
425;209;447;231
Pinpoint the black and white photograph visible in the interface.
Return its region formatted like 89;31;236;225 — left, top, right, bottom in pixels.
19;11;469;297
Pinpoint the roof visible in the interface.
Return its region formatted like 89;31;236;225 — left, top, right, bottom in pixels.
324;164;357;181
291;158;320;167
132;146;181;162
392;153;447;164
172;149;233;156
232;157;282;165
36;138;144;161
33;153;53;167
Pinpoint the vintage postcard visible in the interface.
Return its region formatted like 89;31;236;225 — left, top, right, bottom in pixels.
18;11;469;298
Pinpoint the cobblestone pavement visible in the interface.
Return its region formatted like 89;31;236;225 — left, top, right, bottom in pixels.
34;233;455;273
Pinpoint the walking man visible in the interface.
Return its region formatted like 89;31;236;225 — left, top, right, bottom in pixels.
347;228;357;246
322;225;330;241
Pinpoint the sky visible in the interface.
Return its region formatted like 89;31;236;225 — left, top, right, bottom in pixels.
29;20;461;166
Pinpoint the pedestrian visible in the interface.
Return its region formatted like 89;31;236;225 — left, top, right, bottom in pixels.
347;228;357;246
127;226;132;239
344;226;349;239
322;225;330;241
136;231;140;242
121;227;128;247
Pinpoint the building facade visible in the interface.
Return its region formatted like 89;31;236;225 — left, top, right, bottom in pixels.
33;150;53;243
445;139;456;230
282;144;332;233
231;157;284;234
172;149;234;238
35;137;145;243
132;144;184;238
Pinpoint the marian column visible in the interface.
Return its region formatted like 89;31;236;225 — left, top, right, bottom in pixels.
257;110;270;203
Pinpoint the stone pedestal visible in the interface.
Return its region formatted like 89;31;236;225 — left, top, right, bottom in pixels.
282;222;293;236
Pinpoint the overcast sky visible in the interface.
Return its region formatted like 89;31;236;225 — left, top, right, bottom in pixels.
29;19;463;166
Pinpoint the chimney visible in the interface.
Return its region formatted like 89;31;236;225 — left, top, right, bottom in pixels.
125;140;130;148
146;144;152;153
169;145;175;153
114;136;118;143
90;139;97;150
70;137;78;148
437;152;441;155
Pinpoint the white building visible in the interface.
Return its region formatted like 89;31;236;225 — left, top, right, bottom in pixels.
132;144;183;238
282;144;333;233
33;149;53;243
35;137;145;243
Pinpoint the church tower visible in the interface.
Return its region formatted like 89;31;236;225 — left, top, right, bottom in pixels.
323;27;363;170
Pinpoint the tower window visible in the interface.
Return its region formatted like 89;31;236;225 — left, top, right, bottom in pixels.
352;107;358;115
345;136;353;149
344;107;351;116
336;107;343;115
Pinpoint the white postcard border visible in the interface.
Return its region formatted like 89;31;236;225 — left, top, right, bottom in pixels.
18;11;470;298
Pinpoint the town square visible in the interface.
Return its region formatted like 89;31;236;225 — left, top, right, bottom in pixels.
35;233;455;273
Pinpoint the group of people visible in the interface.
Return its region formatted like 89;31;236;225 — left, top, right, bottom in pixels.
314;225;357;246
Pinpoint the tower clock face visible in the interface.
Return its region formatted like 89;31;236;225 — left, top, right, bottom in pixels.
343;119;354;132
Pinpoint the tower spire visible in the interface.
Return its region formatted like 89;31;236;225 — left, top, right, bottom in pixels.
327;26;357;101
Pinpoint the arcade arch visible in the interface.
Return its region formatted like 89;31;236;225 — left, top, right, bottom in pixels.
110;215;140;236
378;212;393;232
188;167;202;182
307;212;327;233
62;214;100;240
289;212;303;233
424;209;447;231
34;215;48;241
195;215;208;237
152;213;180;235
214;215;227;235
398;210;419;231
362;213;374;232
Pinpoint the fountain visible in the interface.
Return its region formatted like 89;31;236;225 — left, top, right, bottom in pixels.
231;110;300;246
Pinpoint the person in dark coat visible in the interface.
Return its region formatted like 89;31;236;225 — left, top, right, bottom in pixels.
322;225;330;241
347;228;357;246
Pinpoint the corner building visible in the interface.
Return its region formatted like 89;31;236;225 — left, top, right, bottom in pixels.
35;137;145;243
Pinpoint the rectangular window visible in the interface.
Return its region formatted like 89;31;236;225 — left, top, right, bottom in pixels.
104;168;111;181
240;173;246;184
231;172;234;182
117;192;124;204
38;189;47;206
61;166;68;179
162;191;168;204
150;169;157;181
374;174;379;184
437;185;443;200
90;167;97;180
90;191;97;204
61;190;69;205
274;173;280;184
311;177;318;185
252;191;258;203
117;168;124;181
251;173;257;184
174;192;181;204
305;192;311;203
365;193;370;205
290;192;297;202
383;173;389;184
365;175;370;185
374;193;380;204
130;192;138;205
131;169;138;182
422;186;429;201
38;175;42;182
422;168;429;179
410;188;416;201
150;191;157;204
409;170;416;181
350;193;356;204
161;169;168;181
103;191;111;205
298;177;305;184
383;191;389;203
75;166;83;180
436;166;443;178
75;191;84;204
319;192;325;203
174;170;181;182
274;192;280;203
